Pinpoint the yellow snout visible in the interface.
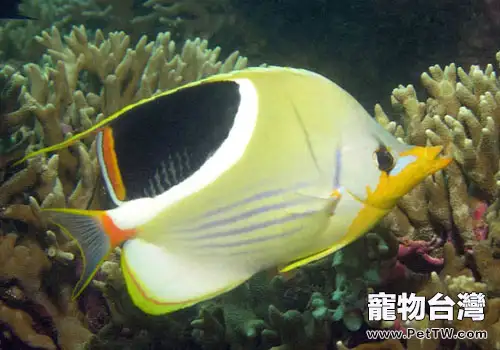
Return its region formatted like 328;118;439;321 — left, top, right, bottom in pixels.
362;145;452;210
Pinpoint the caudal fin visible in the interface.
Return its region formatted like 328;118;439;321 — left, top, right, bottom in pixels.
43;208;114;298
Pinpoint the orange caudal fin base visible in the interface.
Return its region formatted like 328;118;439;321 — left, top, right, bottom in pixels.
43;208;137;298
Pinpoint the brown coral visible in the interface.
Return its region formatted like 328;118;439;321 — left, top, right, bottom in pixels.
1;24;248;208
0;300;56;350
364;51;500;350
415;243;499;350
375;58;500;249
0;25;250;349
0;231;91;349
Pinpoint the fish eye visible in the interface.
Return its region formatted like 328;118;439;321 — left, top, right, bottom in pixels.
373;145;395;173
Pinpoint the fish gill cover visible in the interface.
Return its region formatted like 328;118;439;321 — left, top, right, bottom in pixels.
0;0;499;349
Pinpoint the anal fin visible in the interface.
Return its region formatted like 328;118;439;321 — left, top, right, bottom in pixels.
279;247;337;273
279;233;352;273
121;239;253;315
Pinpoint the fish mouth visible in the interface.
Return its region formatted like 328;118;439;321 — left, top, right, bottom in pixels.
415;145;452;175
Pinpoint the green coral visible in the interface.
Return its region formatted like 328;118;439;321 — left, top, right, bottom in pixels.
330;233;388;331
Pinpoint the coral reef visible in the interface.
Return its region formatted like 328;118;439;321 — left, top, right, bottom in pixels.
0;229;91;349
0;23;247;200
0;0;236;64
368;52;500;349
374;61;498;247
3;15;500;350
86;231;392;350
0;24;248;349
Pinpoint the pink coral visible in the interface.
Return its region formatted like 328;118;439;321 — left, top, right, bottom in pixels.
398;238;444;266
471;200;488;241
378;237;444;288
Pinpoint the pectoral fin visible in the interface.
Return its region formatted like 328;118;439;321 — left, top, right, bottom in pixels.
278;187;345;273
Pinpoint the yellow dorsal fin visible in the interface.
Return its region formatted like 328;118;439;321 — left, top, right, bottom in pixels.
12;67;289;167
12;91;160;165
11;73;239;167
13;91;161;166
13;126;101;166
12;67;287;167
12;111;120;166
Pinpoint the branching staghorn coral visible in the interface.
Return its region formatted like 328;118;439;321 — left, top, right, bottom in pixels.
374;58;500;249
332;52;500;350
337;242;499;350
342;51;500;350
0;141;95;348
1;24;247;197
0;0;121;62
0;0;235;63
0;25;249;349
3;22;500;350
414;242;500;350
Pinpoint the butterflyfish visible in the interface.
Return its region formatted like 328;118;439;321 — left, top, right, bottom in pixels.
15;66;452;315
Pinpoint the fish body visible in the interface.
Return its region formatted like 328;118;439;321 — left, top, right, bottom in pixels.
18;67;451;315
